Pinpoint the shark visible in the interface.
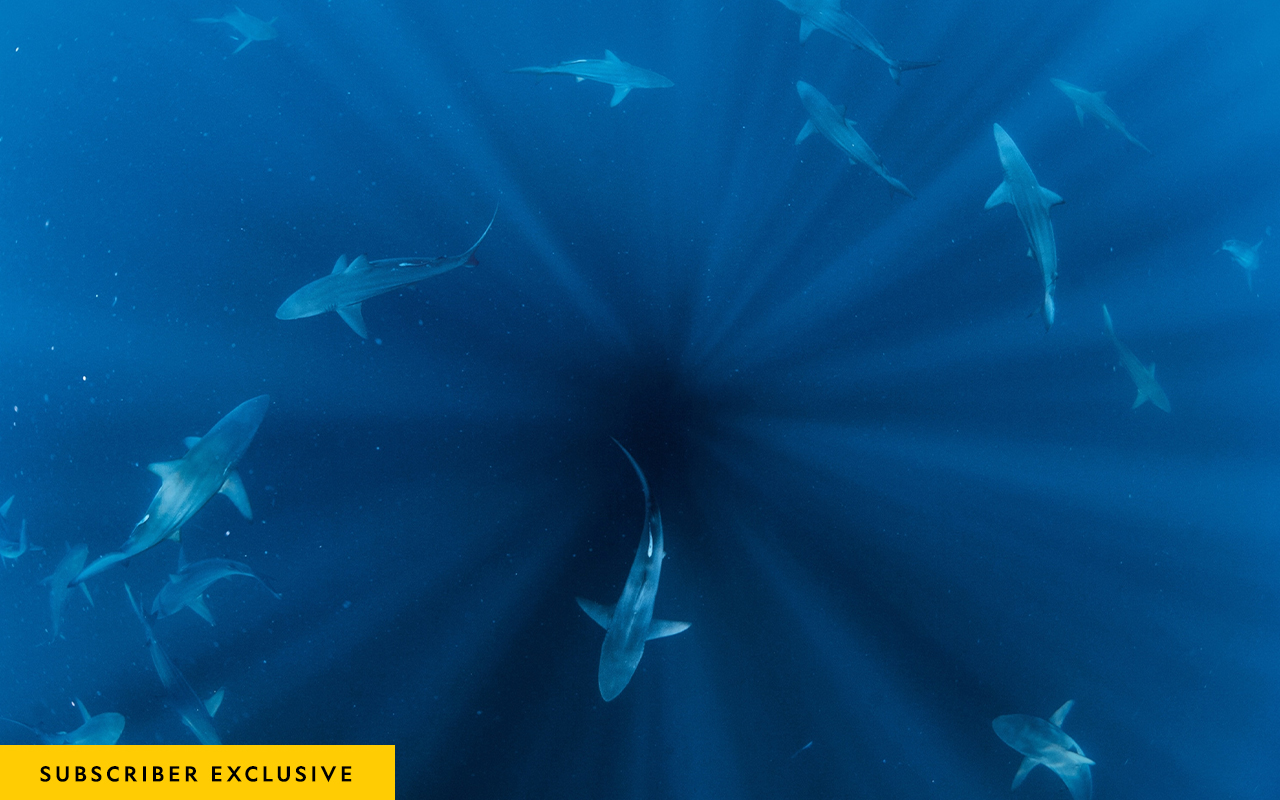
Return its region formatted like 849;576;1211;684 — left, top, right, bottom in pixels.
0;495;41;563
1102;304;1170;412
576;441;690;702
126;584;225;745
1218;239;1262;290
993;700;1094;800
1050;79;1150;154
510;51;674;107
41;545;93;642
194;7;278;55
985;124;1065;328
1;699;126;745
75;395;270;585
776;0;939;84
795;80;915;198
276;210;496;338
151;551;280;625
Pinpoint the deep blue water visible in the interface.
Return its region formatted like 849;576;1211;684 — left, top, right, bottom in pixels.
0;0;1278;796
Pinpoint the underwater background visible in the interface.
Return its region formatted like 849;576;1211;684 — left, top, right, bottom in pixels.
0;0;1278;796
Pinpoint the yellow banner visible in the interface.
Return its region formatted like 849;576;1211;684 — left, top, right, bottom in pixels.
0;746;394;799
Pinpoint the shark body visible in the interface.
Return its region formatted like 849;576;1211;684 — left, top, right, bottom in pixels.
194;7;278;54
576;442;690;701
42;545;93;641
276;211;495;338
0;495;40;563
985;124;1065;328
776;0;939;83
1102;304;1169;412
1050;79;1150;154
126;585;225;745
795;80;914;198
1218;239;1262;290
2;699;125;745
993;700;1094;800
511;51;673;107
152;552;280;625
76;395;270;585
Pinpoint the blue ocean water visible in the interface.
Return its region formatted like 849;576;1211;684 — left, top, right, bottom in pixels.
0;0;1277;796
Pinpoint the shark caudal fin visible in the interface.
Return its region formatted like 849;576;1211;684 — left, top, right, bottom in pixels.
461;206;499;267
1042;291;1056;329
884;176;916;199
888;58;941;84
1101;304;1115;337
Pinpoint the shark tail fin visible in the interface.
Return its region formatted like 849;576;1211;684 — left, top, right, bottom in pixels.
1102;304;1114;336
0;495;12;518
1011;756;1038;789
646;620;691;640
461;205;499;267
610;439;651;521
885;176;916;199
1042;291;1056;329
889;58;940;84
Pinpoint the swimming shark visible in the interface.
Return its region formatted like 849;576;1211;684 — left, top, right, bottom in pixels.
1102;304;1170;413
151;551;280;625
126;584;225;745
1218;239;1262;290
276;210;496;338
75;395;270;585
0;496;41;563
795;80;914;198
510;51;674;107
993;700;1094;800
775;0;939;84
41;545;93;642
1;699;125;745
576;441;690;701
985;124;1065;328
1050;79;1150;154
194;7;278;54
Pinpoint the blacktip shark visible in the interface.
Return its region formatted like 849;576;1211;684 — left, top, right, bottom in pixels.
985;124;1065;328
151;550;280;625
510;51;673;107
0;495;41;563
1102;304;1170;413
1050;79;1150;154
126;584;225;745
1218;239;1262;290
75;395;270;585
576;441;690;702
795;80;914;198
776;0;939;84
1;699;125;745
194;7;278;55
41;544;93;642
276;209;497;338
993;700;1094;800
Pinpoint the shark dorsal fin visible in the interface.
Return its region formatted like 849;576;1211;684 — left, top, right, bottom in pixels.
1049;699;1075;727
183;436;201;450
0;495;11;518
331;254;349;275
74;698;91;725
148;460;183;480
344;255;371;274
604;49;621;63
206;688;225;717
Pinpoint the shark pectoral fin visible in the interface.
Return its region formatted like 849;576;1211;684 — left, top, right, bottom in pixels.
575;76;584;82
0;495;12;518
1148;362;1156;375
646;619;691;640
1012;756;1038;789
799;18;816;43
609;85;632;107
330;254;349;275
1075;104;1085;126
169;529;181;542
575;597;613;629
1040;187;1065;207
148;460;184;480
604;49;621;63
1049;699;1075;726
74;698;91;725
188;594;216;626
337;303;369;338
220;471;253;519
183;436;202;450
232;38;251;55
984;181;1013;210
795;119;815;145
1132;389;1149;409
206;688;225;718
80;583;94;608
